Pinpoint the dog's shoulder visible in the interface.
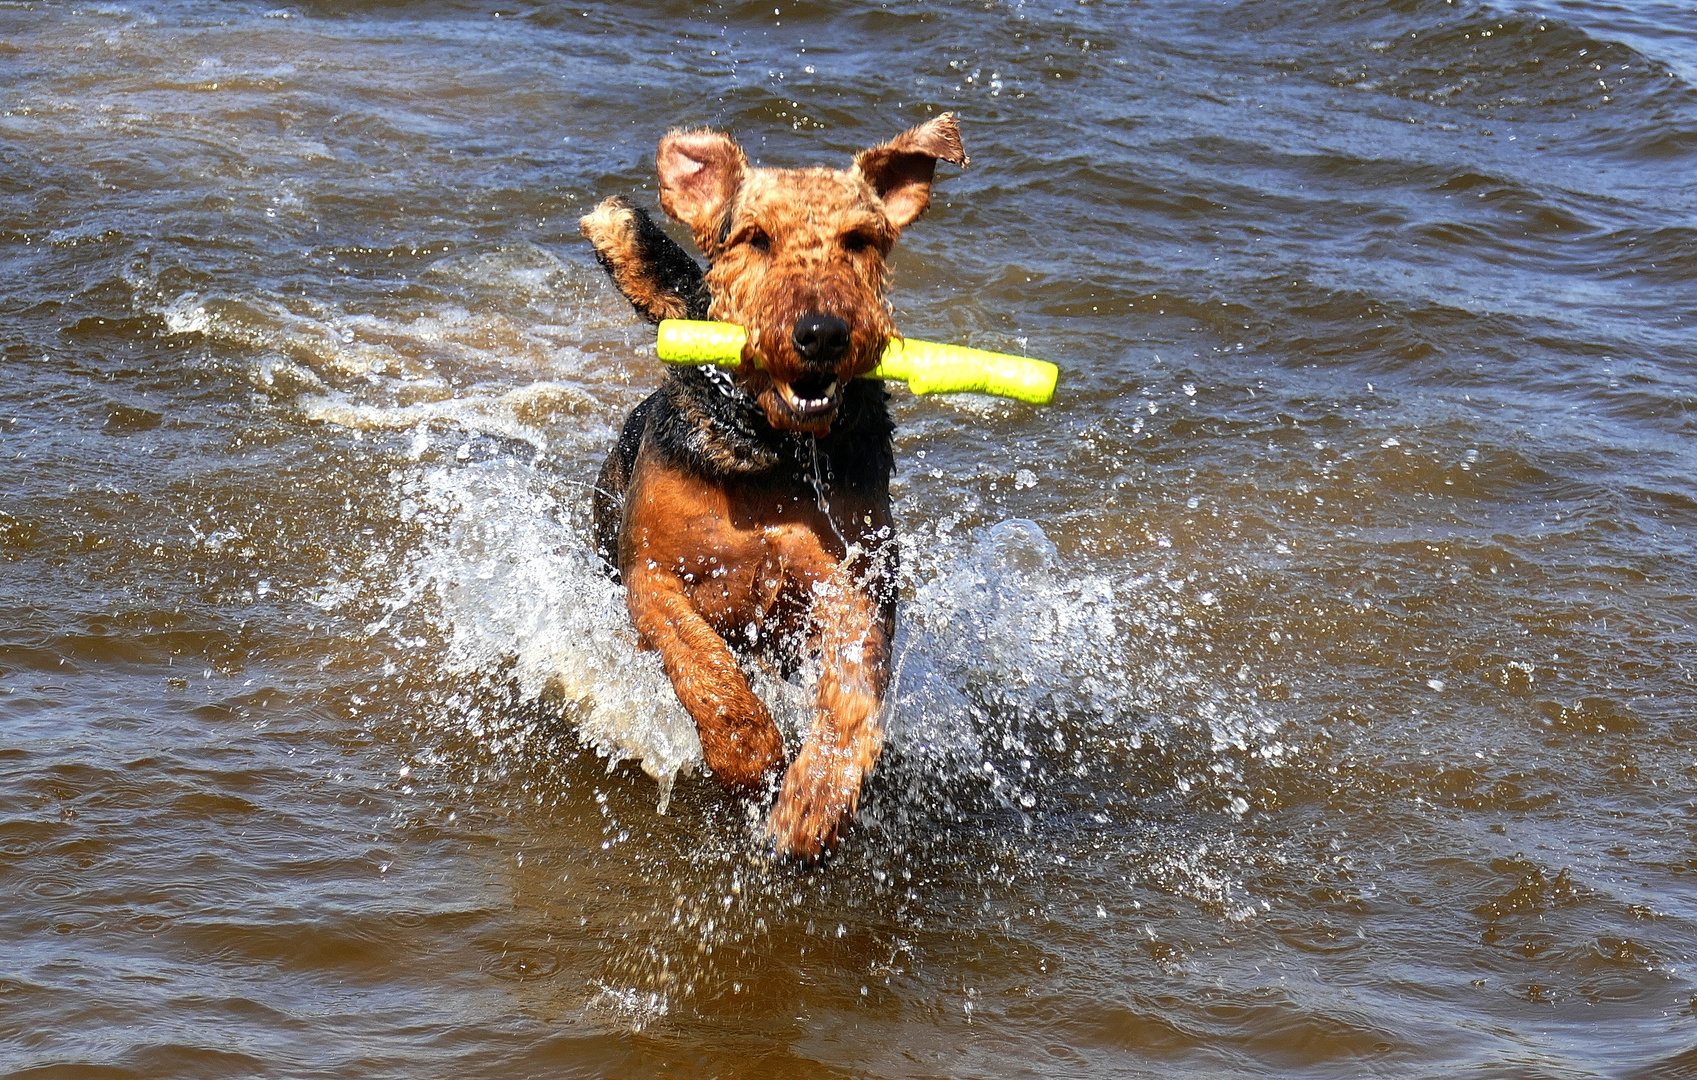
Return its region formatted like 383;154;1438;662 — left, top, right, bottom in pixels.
591;391;661;572
647;368;787;478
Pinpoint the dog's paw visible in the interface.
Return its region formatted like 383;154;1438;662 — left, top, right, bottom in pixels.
766;740;868;861
579;196;708;323
701;720;786;793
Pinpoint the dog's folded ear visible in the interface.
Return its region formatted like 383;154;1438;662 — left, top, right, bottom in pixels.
853;112;969;231
657;128;749;255
580;196;710;323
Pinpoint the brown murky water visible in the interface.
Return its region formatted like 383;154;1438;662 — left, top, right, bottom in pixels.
4;1;1696;1076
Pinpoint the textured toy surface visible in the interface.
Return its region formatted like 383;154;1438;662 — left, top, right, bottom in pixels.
655;319;1059;405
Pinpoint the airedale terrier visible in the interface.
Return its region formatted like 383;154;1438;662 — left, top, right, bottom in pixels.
580;114;967;859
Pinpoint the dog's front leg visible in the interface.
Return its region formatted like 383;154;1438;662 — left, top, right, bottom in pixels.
767;549;892;860
625;565;786;791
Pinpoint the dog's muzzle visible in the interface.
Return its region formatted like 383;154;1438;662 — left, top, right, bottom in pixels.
774;311;850;422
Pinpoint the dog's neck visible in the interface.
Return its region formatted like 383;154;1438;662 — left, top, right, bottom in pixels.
650;367;893;493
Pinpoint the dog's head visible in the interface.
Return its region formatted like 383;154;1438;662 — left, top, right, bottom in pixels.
656;114;967;435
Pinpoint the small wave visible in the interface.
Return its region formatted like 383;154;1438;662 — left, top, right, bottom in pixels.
1230;0;1697;136
296;381;598;452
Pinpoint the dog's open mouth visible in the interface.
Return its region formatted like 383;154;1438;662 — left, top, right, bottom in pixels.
774;371;841;421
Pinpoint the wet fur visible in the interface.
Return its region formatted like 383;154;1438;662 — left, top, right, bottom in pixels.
581;115;965;859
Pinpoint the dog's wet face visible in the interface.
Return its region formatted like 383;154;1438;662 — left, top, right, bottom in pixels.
656;115;967;435
711;169;895;433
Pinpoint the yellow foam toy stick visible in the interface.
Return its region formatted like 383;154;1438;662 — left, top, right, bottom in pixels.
655;319;1059;405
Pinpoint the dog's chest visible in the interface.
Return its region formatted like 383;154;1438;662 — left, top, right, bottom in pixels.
623;465;888;626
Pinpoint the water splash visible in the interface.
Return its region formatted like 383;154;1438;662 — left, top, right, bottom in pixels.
378;456;707;790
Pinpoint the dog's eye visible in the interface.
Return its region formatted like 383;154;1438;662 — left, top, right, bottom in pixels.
746;230;771;253
841;231;874;254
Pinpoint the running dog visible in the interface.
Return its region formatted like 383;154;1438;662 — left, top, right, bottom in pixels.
580;114;967;859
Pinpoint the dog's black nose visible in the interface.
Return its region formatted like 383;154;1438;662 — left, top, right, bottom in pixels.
791;313;851;364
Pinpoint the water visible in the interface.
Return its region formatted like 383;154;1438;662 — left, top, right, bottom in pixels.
3;1;1694;1075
